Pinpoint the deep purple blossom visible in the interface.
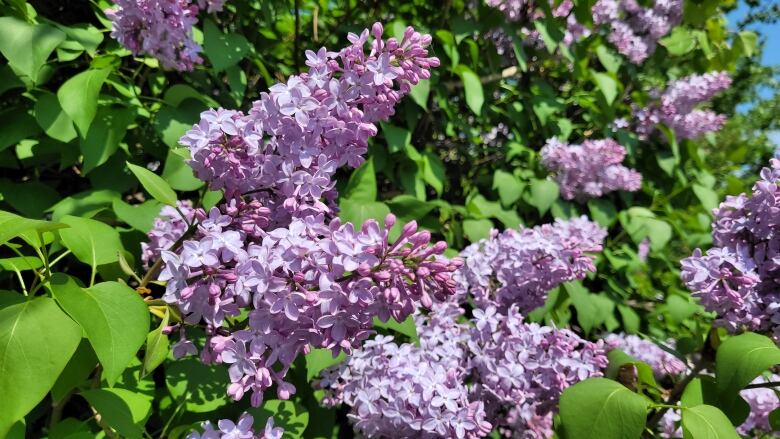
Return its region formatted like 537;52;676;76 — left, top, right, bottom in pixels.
592;0;682;64
454;216;607;312
541;137;643;201
681;159;780;341
105;0;226;71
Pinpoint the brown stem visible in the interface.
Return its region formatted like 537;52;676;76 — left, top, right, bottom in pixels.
49;391;73;430
744;380;780;389
646;358;708;429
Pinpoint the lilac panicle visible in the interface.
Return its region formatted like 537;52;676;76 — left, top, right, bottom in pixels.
681;159;780;341
605;333;688;378
592;0;682;64
141;200;197;267
146;23;452;408
454;216;607;312
632;71;732;140
105;0;226;71
540;137;642;201
317;303;609;438
187;413;283;439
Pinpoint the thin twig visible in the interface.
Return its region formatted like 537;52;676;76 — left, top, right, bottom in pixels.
744;381;780;389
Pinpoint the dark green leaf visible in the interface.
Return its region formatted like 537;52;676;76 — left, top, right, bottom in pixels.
35;91;77;143
343;158;377;202
0;17;65;83
81;388;151;439
715;332;780;415
203;19;250;72
57;69;110;137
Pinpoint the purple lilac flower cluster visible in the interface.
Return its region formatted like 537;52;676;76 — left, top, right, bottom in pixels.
317;304;492;438
592;0;682;64
317;302;609;438
454;216;607;312
143;24;456;407
633;71;732;140
486;0;589;54
604;333;688;378
681;159;780;340
141;200;196;267
540;137;643;201
105;0;225;71
187;413;283;439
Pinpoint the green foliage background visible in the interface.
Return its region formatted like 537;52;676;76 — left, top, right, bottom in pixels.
0;0;779;437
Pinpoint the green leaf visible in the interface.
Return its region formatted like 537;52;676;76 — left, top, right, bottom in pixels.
459;66;484;115
681;377;749;426
623;209;672;251
153;102;205;148
387;195;435;221
409;79;430;109
422;152;445;196
0;297;82;437
493;170;523;206
588;199;617;227
0;209;67;245
56;23;104;55
339;199;390;227
527;179;560;215
659;27;697;56
463;218;493;242
715;332;780;414
81;107;135;174
373;315;419;342
111;199;163;233
81;388;151;439
162;149;203;191
596;45;622;73
591;71;618;105
736;31;757;58
0;17;65;83
305;348;346;381
51;339;98;403
0;180;60;219
558;378;648;439
693;184;719;212
57;69;110;137
226;64;247;105
0;110;41;152
59;215;124;268
381;123;412;154
142;309;169;377
126;162;178;206
248;400;309;438
50;274;150;386
343;158;377;202
203;19;250;72
0;256;43;272
681;405;740;439
166;357;230;412
34;91;77;143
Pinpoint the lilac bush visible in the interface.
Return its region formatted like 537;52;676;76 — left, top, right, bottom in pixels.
187;413;283;439
592;0;682;64
540;137;642;201
633;72;732;140
486;0;589;54
106;0;226;71
681;159;780;340
454;216;606;312
141;200;196;267
144;23;458;407
605;333;688;378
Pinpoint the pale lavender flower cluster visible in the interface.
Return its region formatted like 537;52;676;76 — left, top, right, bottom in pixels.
146;24;456;408
540;137;643;201
737;375;780;435
317;304;492;439
105;0;225;71
141;200;196;267
605;333;688;378
592;0;682;64
486;0;589;54
187;413;283;439
468;306;609;438
633;72;732;140
318;302;609;438
454;216;607;312
681;159;780;341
